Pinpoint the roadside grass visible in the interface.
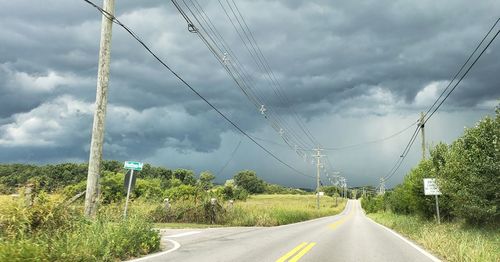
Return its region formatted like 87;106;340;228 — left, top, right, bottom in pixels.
368;212;500;262
227;194;346;226
0;194;160;262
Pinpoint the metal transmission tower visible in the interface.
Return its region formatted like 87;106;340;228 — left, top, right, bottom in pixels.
379;178;386;195
313;148;325;209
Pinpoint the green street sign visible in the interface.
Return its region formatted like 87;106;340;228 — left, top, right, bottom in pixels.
124;161;143;171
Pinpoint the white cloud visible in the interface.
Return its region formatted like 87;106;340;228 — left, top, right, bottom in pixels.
0;96;93;146
1;65;87;92
414;81;448;107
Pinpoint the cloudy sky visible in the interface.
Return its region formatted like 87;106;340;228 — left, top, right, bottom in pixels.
0;0;498;188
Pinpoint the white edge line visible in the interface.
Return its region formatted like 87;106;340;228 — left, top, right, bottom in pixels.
366;216;442;262
167;231;202;238
126;239;180;262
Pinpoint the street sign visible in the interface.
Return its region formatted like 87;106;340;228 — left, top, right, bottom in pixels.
423;178;441;195
124;161;143;171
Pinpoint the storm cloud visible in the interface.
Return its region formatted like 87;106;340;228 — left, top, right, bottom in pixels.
0;0;498;188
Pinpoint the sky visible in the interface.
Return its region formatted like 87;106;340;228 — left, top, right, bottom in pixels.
0;0;499;189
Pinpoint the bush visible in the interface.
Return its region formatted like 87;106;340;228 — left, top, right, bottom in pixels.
149;196;227;224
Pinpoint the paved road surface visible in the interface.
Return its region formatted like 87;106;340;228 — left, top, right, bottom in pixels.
131;200;440;262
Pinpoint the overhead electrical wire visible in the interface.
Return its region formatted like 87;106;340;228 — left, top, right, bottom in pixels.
191;1;311;151
174;0;314;153
204;0;318;149
82;0;314;179
423;19;500;124
322;120;419;151
382;18;499;184
423;18;500;122
215;139;242;176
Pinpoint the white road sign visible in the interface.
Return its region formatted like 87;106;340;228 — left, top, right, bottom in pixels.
124;161;143;171
423;178;441;195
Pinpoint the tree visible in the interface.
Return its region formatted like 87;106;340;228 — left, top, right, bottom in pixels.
173;169;196;185
233;170;265;194
440;109;499;225
198;171;215;190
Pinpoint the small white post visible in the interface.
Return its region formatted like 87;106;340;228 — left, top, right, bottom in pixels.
123;169;134;219
435;195;441;224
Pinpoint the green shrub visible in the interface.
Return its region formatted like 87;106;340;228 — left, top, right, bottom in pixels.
0;194;160;261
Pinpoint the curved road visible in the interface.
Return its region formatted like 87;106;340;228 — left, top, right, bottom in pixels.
131;200;440;262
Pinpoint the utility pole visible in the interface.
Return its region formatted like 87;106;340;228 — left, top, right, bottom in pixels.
84;0;115;218
420;112;426;160
421;112;440;223
313;148;324;209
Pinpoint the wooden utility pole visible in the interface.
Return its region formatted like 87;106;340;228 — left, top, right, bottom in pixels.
421;112;440;223
420;112;426;160
84;0;115;218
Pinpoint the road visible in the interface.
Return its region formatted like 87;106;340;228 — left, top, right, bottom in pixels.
131;200;440;262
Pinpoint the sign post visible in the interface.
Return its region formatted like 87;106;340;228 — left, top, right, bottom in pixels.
123;161;143;219
423;178;441;224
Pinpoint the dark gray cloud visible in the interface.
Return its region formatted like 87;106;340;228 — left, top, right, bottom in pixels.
0;0;498;187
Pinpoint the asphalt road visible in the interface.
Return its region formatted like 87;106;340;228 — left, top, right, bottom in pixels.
131;200;440;262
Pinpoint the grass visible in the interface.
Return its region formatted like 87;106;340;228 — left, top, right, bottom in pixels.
227;194;346;226
368;212;500;262
0;194;160;262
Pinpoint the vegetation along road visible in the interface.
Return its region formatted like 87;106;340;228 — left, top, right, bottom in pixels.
131;200;440;262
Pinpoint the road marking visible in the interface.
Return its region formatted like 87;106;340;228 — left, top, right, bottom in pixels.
127;239;180;262
166;231;201;238
276;242;316;262
276;242;308;262
288;242;316;262
366;217;442;262
329;205;355;229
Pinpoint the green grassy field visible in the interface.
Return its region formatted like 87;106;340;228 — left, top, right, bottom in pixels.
226;194;346;226
368;212;500;262
151;194;347;228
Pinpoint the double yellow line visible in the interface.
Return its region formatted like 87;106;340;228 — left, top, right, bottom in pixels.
328;205;356;229
276;242;316;262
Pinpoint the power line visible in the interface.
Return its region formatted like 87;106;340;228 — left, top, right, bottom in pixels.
323;120;419;151
82;0;313;179
215;139;242;176
175;0;314;152
383;126;421;181
423;18;500;120
217;0;316;149
424;20;500;124
382;18;499;184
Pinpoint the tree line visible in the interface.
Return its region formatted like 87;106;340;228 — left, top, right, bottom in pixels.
0;160;310;202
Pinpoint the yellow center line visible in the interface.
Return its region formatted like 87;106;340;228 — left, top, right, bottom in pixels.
288;242;316;262
276;242;309;262
329;204;356;229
